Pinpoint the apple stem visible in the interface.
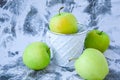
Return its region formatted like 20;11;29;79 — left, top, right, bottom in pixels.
48;48;50;52
98;31;103;35
69;57;78;62
59;7;64;15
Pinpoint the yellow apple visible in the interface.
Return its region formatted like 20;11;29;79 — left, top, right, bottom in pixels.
49;7;78;34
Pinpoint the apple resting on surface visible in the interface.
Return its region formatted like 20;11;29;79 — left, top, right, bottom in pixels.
23;42;50;70
49;7;78;34
75;48;109;80
84;29;110;53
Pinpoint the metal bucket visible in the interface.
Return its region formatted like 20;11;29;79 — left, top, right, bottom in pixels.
46;25;89;67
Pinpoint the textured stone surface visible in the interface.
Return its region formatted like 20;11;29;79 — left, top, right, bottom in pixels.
0;0;120;80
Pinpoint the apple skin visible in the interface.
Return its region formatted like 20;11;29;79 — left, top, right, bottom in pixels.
49;12;78;34
75;48;109;80
84;30;110;53
23;42;50;70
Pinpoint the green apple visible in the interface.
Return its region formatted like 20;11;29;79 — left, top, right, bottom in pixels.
49;7;78;34
23;42;50;70
84;29;110;52
75;48;109;80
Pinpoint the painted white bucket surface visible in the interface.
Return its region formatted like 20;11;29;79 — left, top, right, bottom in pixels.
46;25;90;67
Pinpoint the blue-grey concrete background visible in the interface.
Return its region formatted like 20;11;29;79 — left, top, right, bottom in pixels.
0;0;120;80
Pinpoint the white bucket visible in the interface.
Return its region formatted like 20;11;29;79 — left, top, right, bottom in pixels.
46;25;89;67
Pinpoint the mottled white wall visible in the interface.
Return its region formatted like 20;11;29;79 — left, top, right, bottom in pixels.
0;0;120;80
